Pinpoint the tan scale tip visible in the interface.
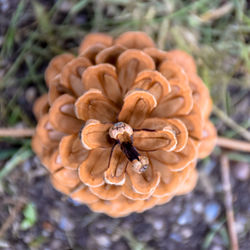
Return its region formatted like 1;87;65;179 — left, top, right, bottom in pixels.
109;122;133;140
132;155;149;173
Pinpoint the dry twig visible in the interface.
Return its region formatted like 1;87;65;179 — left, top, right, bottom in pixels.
0;128;35;137
217;137;250;152
220;155;239;250
0;197;27;238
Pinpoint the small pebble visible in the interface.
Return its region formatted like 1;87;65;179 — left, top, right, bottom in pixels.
204;201;221;223
172;203;182;214
192;201;204;214
170;232;182;242
233;162;250;181
59;1;73;12
177;207;193;225
0;240;9;248
180;227;193;239
235;215;247;234
50;240;62;249
23;160;32;172
96;234;111;247
68;197;82;206
0;0;9;12
111;232;121;242
42;230;50;237
23;234;33;244
25;87;37;104
59;217;74;231
152;219;164;231
210;245;223;250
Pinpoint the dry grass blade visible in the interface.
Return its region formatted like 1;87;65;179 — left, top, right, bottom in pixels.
200;2;234;22
0;128;35;137
220;155;239;250
213;106;250;141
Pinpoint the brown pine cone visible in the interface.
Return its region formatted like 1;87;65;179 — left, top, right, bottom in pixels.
32;31;217;217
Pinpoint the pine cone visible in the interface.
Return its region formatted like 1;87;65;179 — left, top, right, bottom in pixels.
32;31;217;217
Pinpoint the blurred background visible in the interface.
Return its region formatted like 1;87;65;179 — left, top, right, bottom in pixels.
0;0;250;249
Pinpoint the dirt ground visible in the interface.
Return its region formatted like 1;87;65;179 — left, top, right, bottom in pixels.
1;153;250;249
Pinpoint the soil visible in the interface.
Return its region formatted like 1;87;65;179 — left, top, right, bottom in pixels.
1;156;250;250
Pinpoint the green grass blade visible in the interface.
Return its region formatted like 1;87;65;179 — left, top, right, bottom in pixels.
0;148;33;182
0;0;26;57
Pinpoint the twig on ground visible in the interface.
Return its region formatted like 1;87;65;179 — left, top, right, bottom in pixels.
0;128;35;137
217;137;250;152
200;2;234;22
1;127;250;154
213;106;250;141
0;197;27;238
220;155;239;250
